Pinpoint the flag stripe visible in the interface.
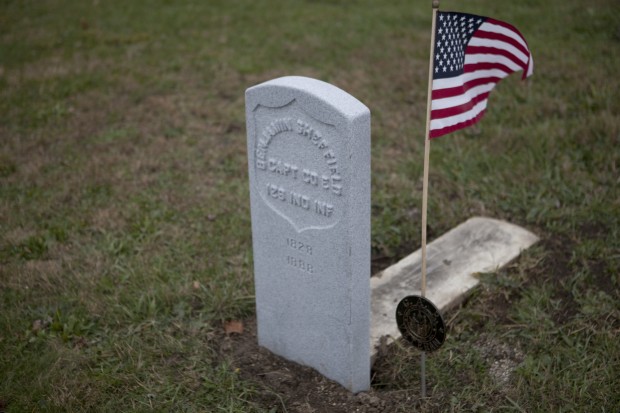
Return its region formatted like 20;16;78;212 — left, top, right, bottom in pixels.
432;90;492;119
432;73;503;98
482;20;530;51
464;54;524;73
466;45;528;70
431;98;488;130
483;18;529;50
483;18;533;78
433;68;507;91
432;83;495;110
470;30;530;61
432;78;501;105
430;108;487;138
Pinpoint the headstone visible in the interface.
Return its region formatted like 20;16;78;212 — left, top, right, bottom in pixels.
245;76;371;392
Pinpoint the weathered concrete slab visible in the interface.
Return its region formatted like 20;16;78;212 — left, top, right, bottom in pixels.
370;217;539;358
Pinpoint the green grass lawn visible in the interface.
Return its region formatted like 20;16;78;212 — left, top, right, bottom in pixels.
1;0;619;411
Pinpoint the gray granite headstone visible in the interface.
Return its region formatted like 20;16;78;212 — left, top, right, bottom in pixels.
245;76;371;392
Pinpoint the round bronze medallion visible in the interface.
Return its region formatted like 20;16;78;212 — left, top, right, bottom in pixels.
395;295;446;352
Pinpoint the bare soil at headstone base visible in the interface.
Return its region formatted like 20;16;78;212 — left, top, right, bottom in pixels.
215;233;608;412
221;313;506;413
221;318;412;413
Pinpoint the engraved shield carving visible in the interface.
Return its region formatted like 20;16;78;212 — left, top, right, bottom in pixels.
252;100;345;232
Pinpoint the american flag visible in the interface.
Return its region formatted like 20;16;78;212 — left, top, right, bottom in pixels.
430;11;533;139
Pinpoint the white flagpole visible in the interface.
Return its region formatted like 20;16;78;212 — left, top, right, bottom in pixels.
420;0;439;399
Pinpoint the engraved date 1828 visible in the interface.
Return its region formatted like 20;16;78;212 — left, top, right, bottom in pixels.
286;237;313;255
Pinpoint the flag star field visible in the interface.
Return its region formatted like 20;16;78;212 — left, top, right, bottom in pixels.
434;13;485;79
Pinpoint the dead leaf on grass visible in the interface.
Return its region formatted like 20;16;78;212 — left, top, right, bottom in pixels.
32;319;43;333
224;320;244;335
192;280;201;290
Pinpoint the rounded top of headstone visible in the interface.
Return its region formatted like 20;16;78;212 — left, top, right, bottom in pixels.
246;76;369;124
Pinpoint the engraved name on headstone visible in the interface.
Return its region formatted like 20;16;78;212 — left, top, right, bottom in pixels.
245;76;371;392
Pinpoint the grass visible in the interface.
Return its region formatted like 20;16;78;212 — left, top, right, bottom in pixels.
1;0;619;411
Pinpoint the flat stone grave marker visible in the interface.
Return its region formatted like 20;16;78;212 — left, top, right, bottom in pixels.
371;217;539;360
245;76;371;392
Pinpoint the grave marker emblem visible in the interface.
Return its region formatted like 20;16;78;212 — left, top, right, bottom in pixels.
396;295;446;352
